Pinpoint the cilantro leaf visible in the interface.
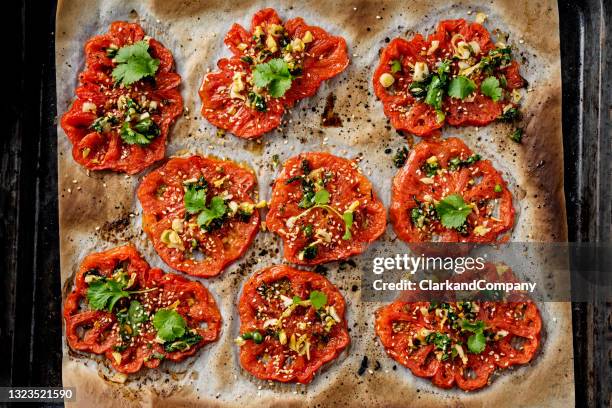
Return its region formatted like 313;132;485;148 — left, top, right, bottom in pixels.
253;58;293;98
342;211;354;240
128;300;148;325
120;121;156;145
196;196;227;228
424;75;445;110
313;189;330;205
112;40;160;86
481;76;503;101
467;331;487;354
448;76;477;99
435;194;472;229
152;309;187;342
87;280;129;312
309;291;327;309
461;319;487;354
184;180;208;214
390;60;402;73
116;300;148;338
292;295;303;305
460;319;485;333
437;60;451;79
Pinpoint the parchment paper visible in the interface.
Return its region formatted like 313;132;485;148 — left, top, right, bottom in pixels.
56;0;574;406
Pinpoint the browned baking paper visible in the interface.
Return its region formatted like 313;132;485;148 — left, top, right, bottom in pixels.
56;0;573;406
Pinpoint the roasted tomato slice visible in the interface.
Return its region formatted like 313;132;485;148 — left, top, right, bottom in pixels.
63;245;221;374
266;152;386;265
237;265;350;383
390;137;514;244
60;21;183;174
373;19;525;137
375;300;542;391
137;155;260;277
199;8;349;138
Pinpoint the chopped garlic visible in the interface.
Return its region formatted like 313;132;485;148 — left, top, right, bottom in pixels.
427;40;440;55
475;12;488;24
412;62;429;82
302;31;313;43
468;40;481;55
171;218;183;233
230;72;245;100
420;177;434;185
290;38;305;52
82;102;96;114
455;344;468;365
266;35;278;53
379;73;395;87
473;225;491;236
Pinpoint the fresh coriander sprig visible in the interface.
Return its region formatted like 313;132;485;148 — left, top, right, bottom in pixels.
435;194;473;229
111;40;160;86
253;58;293;98
481;76;503;101
87;278;157;312
460;320;487;354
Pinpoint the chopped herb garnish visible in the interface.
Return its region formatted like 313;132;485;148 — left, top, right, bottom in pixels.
248;91;267;112
119;119;159;145
87;278;155;312
393;146;409;168
152;309;187;342
111;40;160;86
448;76;477;99
309;291;327;309
509;128;523;143
196;196;228;231
301;244;318;260
253;58;293;98
435;194;472;229
164;331;203;352
481;76;503;101
390;60;402;73
498;107;520;122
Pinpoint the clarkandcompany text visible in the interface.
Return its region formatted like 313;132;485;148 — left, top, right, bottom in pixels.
372;279;537;293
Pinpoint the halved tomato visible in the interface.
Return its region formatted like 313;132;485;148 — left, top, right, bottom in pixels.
373;19;525;137
137;155;260;277
390;137;514;244
63;245;221;374
60;22;183;174
266;152;386;264
237;265;350;383
375;299;542;391
199;8;349;138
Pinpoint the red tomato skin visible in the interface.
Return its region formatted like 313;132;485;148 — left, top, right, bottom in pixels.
63;245;221;374
266;152;386;265
375;299;542;391
137;155;260;277
373;19;525;137
390;137;515;244
200;8;349;138
238;265;350;384
60;22;183;174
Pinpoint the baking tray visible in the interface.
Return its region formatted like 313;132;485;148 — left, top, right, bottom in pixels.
0;0;609;406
